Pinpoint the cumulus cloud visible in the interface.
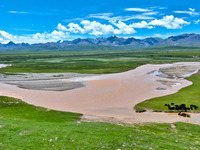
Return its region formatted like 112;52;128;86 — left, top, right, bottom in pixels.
149;15;190;29
0;30;16;43
81;20;136;35
57;15;189;37
67;23;85;34
80;20;115;35
58;20;136;36
130;21;153;29
57;23;68;31
0;13;191;44
28;30;69;43
0;30;69;44
0;30;13;40
125;8;151;12
110;20;136;34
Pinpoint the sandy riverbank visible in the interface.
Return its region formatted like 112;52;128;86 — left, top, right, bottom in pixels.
0;62;200;124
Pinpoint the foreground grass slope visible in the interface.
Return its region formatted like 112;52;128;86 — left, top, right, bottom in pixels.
0;96;200;149
135;71;200;112
0;96;82;122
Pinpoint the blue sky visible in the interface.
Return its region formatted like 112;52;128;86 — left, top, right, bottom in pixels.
0;0;200;43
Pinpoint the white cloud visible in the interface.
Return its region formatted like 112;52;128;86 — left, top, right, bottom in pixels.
125;8;151;12
1;20;136;43
50;30;68;39
81;20;115;35
174;8;199;16
28;31;69;43
88;13;113;20
81;20;136;35
57;23;85;34
0;11;191;44
110;20;136;34
0;30;69;44
130;21;153;29
189;8;195;12
115;15;155;21
89;13;155;22
0;30;16;43
67;23;85;34
142;11;158;16
158;7;168;10
57;23;68;31
63;18;83;23
149;6;167;10
0;30;13;40
149;15;190;29
88;9;157;22
9;11;29;14
58;20;136;36
194;19;200;24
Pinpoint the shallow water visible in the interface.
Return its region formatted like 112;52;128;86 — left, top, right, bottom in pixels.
0;64;11;68
182;69;199;77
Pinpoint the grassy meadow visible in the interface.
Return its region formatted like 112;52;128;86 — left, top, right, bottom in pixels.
0;47;200;74
0;96;200;149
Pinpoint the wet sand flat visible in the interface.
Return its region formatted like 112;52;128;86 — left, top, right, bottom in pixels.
6;80;85;91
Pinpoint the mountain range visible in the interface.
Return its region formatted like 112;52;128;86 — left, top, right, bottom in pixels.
1;33;200;52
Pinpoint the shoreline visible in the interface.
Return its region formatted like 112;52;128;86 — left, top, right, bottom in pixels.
0;62;200;124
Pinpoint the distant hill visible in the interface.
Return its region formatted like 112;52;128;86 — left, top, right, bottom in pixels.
155;34;200;47
1;33;200;53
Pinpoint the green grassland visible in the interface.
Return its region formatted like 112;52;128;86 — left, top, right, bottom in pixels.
135;70;200;112
0;47;200;74
0;96;200;149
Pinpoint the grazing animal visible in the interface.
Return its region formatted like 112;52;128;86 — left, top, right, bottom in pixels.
178;112;190;118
